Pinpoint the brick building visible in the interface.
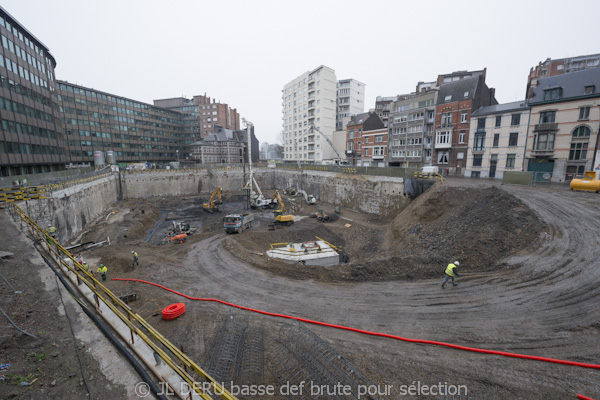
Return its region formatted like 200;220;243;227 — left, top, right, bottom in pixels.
526;53;600;99
345;112;385;166
154;95;240;141
434;71;497;175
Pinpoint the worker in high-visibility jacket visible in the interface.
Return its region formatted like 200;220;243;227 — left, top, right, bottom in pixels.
97;264;107;282
131;251;139;266
442;261;460;289
46;225;57;244
47;225;57;237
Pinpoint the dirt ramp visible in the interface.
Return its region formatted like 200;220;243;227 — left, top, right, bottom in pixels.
387;185;544;278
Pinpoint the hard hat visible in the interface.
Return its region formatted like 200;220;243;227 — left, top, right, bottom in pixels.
100;264;104;267
454;261;460;266
131;251;134;253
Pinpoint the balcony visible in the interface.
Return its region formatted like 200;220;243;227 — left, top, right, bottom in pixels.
534;123;558;132
531;148;554;156
372;154;384;160
346;149;354;155
434;142;451;149
471;147;485;154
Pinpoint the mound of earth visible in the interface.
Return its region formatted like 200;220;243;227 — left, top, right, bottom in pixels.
374;184;545;280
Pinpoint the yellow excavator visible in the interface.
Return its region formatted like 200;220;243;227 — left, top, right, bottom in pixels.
203;187;223;213
271;190;294;226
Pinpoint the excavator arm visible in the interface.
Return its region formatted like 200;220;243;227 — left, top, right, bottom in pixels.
272;190;285;214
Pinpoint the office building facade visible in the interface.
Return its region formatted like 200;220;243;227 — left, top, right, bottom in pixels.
0;6;64;177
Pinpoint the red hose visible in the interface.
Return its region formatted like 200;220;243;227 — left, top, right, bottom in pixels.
162;303;186;320
113;278;600;370
577;395;596;400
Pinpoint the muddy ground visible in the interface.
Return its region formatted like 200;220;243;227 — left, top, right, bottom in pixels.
2;178;600;399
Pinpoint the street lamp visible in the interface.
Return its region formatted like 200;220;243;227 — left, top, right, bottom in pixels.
176;150;179;162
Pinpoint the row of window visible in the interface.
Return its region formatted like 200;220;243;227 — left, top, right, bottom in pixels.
0;95;55;123
1;74;53;108
59;95;183;125
1;50;49;90
390;150;422;158
0;16;53;69
1;118;58;140
0;140;62;156
473;132;519;151
65;129;177;141
69;150;171;158
472;154;517;168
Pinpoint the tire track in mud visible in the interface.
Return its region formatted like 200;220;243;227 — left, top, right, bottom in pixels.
137;184;600;399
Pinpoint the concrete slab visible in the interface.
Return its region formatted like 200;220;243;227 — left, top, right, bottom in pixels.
266;240;339;266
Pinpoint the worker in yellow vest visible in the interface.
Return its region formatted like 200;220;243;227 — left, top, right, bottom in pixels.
442;261;460;289
97;264;107;282
131;251;139;266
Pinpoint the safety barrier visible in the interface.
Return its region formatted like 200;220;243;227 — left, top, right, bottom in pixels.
9;203;237;400
0;173;112;203
413;171;444;184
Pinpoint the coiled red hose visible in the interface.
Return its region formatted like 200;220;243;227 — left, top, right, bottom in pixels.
113;278;600;372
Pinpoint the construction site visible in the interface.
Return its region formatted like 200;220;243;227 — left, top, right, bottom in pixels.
1;166;599;400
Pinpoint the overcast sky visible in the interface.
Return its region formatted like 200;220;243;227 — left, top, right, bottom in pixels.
3;0;599;145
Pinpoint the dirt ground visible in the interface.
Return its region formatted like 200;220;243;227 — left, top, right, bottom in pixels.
0;211;129;400
2;178;600;399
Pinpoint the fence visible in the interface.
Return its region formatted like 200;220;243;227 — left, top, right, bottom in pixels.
9;202;237;400
276;163;419;178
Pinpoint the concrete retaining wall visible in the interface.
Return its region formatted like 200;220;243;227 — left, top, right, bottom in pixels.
255;169;408;216
49;174;119;242
121;169;408;217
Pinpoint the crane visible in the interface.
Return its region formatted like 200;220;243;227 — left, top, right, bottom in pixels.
271;190;293;225
295;124;345;164
242;118;274;208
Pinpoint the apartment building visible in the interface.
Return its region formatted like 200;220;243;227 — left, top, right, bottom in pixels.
465;101;530;179
374;96;398;128
345;112;385;166
525;68;600;182
282;65;337;163
388;89;438;168
282;66;364;164
0;6;64;176
154;95;240;141
434;72;497;175
337;78;365;131
57;81;191;165
526;53;600;99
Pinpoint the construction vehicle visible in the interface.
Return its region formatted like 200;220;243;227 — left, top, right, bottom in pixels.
570;171;600;192
224;213;255;234
203;187;223;213
172;221;196;235
297;189;316;205
170;233;187;244
284;186;316;205
272;190;293;226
